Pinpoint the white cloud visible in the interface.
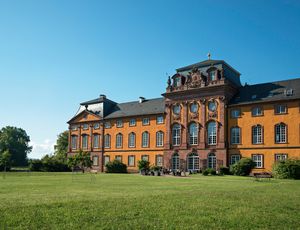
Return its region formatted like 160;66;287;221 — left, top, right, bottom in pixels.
29;139;55;159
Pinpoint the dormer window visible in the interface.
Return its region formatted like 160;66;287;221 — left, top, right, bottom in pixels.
209;71;216;81
285;89;293;96
174;77;181;87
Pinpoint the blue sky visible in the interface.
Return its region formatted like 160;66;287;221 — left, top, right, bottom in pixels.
0;0;299;159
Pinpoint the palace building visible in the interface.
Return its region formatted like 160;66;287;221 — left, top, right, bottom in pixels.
67;58;300;173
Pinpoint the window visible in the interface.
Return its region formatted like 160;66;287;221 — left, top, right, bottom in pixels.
83;124;89;130
231;127;241;144
172;124;181;146
275;154;288;161
116;119;123;128
173;105;181;115
208;101;217;112
104;122;111;128
252;125;263;144
71;125;78;131
207;121;217;145
142;118;150;125
142;132;149;147
157;115;164;124
174;77;181;87
187;153;199;171
252;154;263;168
93;134;99;148
128;132;136;148
82;135;88;149
156;155;163;167
275;105;287;114
92;156;98;166
104;155;110;165
172;153;180;170
208;153;216;169
190;103;198;113
189;122;198;145
129;118;136;126
116;133;123;148
71;135;77;149
156;131;164;147
115;155;122;162
104;134;111;148
142;155;149;161
128;155;135;166
209;71;216;81
230;155;241;165
231;109;241;118
252;107;263;116
275;123;287;143
93;123;100;129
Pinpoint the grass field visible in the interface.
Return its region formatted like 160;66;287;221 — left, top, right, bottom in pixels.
0;173;299;230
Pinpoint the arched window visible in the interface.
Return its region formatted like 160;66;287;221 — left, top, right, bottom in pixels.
116;133;123;148
156;131;164;147
275;123;287;143
172;152;180;170
207;121;217;145
172;124;181;146
104;134;110;148
252;125;263;144
189;122;198;145
187;153;199;171
93;134;100;148
71;135;78;150
231;127;241;144
128;132;136;148
142;131;149;147
82;134;88;149
208;153;216;169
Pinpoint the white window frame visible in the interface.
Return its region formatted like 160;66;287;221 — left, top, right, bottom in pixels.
142;118;150;126
156;131;164;147
71;135;77;150
207;121;217;145
275;105;287;114
173;105;181;115
275;123;287;143
252;125;263;144
172;153;180;170
156;115;164;124
190;103;198;113
231;127;240;144
116;119;123;128
71;125;78;131
230;155;241;165
128;155;135;167
252;154;263;168
142;132;149;147
129;118;136;127
82;135;88;149
275;154;288;161
187;153;199;171
208;153;216;169
129;133;136;148
116;133;123;148
141;155;149;162
104;122;111;129
252;107;263;116
115;155;122;162
93;123;100;129
104;134;111;148
83;124;89;130
172;124;181;146
156;155;163;167
93;134;99;148
189;123;198;145
92;156;99;166
231;109;241;118
104;156;110;165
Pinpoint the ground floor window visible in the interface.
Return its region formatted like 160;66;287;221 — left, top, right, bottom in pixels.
252;154;263;168
187;153;199;171
104;155;110;166
92;156;99;166
230;154;241;165
141;155;149;162
208;153;216;169
156;155;163;167
275;154;288;162
115;155;122;162
128;155;135;167
172;153;180;170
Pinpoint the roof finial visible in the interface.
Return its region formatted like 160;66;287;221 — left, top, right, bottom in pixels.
207;52;211;60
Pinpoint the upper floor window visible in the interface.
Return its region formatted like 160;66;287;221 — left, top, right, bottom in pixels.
275;154;288;162
172;124;181;146
104;122;111;129
173;105;181;115
129;132;136;148
190;103;198;113
71;125;78;131
142;118;150;126
156;131;164;147
83;124;89;130
174;77;181;87
71;135;77;150
230;155;241;165
275;105;287;114
93;123;100;129
116;119;123;128
104;134;111;148
93;134;99;148
231;127;241;144
116;133;123;148
142;132;149;147
252;154;263;168
252;107;263;116
209;71;216;81
157;115;164;124
207;121;217;145
129;118;136;126
252;125;263;144
82;134;88;149
208;101;217;112
189;122;198;145
231;109;241;118
275;123;287;143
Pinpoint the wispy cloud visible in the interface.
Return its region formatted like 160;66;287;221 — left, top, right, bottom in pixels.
29;139;55;159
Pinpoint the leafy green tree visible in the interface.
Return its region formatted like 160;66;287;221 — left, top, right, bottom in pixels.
54;131;69;162
67;150;92;173
0;126;32;166
0;150;11;172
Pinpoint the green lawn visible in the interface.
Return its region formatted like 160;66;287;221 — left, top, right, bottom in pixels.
0;173;299;230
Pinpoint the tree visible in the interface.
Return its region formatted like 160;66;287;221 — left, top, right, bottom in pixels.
0;150;11;172
0;126;32;166
67;150;92;173
54;131;69;162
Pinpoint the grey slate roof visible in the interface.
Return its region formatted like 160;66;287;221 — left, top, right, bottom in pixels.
104;97;165;119
230;78;300;106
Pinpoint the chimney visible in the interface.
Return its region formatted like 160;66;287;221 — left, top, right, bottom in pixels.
139;97;145;103
100;94;106;100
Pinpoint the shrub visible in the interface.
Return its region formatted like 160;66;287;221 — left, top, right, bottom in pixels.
272;159;300;179
137;160;150;171
29;156;70;172
230;158;255;176
29;159;43;171
202;169;209;176
105;160;127;173
203;168;217;176
219;166;230;175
